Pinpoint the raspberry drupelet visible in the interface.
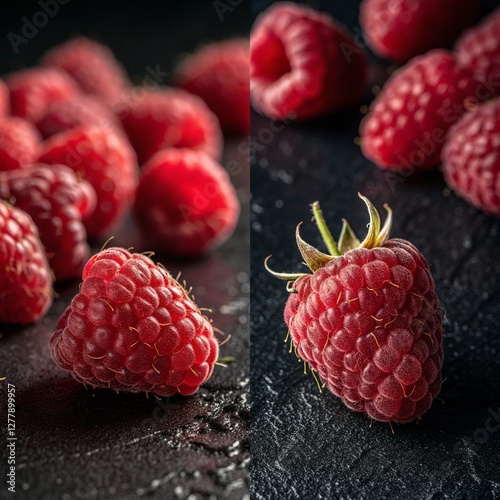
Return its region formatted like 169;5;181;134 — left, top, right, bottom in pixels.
266;195;444;423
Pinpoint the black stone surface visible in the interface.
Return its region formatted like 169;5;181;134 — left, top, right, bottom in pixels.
250;1;500;498
0;2;249;499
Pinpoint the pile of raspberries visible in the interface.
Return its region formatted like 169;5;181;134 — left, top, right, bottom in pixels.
0;36;248;397
251;1;500;216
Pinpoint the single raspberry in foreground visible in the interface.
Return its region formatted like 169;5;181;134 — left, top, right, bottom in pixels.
266;195;444;423
50;247;219;397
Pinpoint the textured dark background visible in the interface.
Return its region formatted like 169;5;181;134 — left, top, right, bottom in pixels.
0;1;250;499
250;1;500;499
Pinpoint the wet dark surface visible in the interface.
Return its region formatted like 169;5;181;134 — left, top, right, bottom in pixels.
0;2;249;499
250;1;500;499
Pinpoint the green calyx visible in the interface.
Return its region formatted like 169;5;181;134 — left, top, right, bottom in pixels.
265;194;393;286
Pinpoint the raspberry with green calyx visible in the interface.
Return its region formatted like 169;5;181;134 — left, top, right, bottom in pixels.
266;194;444;423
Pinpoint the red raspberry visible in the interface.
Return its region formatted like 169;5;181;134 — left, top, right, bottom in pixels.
442;99;500;216
133;149;239;257
49;247;219;397
38;126;138;238
0;201;53;324
455;7;500;98
42;37;130;105
0;117;41;171
360;0;481;62
0;79;9;116
35;95;122;139
6;67;80;122
0;164;96;281
360;50;485;172
267;196;443;423
115;89;222;166
175;39;250;135
250;2;368;121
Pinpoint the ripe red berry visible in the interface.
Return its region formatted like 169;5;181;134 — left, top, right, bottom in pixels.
360;0;481;62
0;164;96;281
360;50;485;172
455;7;500;98
250;2;368;121
42;37;130;105
6;67;80;122
442;99;500;216
0;79;9;116
115;89;223;166
267;196;443;423
133;149;239;257
175;39;250;135
0;201;53;324
49;247;219;397
35;95;121;139
38;126;138;238
0;117;41;171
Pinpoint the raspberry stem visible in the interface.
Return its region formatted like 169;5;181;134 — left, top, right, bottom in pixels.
311;202;340;256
